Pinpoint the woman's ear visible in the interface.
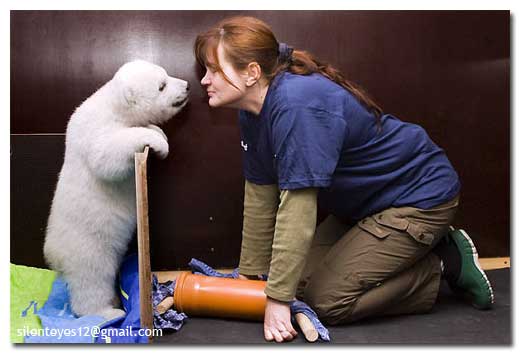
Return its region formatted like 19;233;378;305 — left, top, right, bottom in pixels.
245;62;262;87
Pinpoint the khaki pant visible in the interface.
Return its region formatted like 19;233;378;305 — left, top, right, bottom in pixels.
296;195;459;325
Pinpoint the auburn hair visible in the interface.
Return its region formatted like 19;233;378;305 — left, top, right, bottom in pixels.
194;16;383;119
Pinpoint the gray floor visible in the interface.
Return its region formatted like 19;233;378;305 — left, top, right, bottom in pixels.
154;268;511;344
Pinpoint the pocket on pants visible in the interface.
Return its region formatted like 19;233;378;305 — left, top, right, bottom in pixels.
357;216;392;239
403;221;435;246
359;212;435;246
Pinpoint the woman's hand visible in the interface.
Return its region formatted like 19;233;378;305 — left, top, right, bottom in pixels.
238;274;250;280
264;297;298;342
238;273;262;280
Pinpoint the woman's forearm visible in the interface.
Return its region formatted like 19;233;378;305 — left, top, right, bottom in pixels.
264;188;318;302
239;180;280;276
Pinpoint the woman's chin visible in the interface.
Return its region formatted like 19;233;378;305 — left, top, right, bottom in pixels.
208;98;220;108
208;96;237;109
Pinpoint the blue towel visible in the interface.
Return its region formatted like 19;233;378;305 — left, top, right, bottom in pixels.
152;276;187;330
290;300;330;341
189;258;241;278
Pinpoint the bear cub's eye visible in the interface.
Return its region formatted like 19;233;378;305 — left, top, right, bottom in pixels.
159;82;167;92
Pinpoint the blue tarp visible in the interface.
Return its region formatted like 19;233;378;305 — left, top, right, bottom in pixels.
25;254;147;344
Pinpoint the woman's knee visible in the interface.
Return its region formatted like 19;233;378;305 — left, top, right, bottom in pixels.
304;291;358;325
303;270;364;325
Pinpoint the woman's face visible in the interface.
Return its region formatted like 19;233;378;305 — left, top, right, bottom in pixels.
200;43;247;108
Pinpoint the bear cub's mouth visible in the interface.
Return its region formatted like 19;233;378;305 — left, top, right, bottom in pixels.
172;97;189;107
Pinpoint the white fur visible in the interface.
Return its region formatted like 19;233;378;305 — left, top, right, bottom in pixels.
44;60;188;320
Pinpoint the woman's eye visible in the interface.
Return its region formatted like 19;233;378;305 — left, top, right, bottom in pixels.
159;82;166;91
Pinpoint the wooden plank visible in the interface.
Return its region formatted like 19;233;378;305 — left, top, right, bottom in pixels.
479;257;510;270
153;257;511;284
135;146;153;343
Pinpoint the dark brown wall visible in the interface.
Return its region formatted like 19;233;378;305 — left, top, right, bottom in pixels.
11;10;510;270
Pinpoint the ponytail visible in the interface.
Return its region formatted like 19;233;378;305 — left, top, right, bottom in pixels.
273;50;383;120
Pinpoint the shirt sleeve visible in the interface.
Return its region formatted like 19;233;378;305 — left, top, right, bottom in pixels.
238;180;279;276
271;106;347;190
264;187;318;302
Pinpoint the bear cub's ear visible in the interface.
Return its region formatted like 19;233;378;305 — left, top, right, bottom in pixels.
123;86;137;106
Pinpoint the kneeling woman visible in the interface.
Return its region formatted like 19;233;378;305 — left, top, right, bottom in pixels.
194;16;494;343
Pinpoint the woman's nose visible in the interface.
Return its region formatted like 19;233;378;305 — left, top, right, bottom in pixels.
201;72;210;86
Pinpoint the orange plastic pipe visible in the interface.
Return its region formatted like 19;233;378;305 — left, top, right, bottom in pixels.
173;272;267;321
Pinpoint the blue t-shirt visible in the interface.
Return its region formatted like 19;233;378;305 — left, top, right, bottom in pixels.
238;72;460;221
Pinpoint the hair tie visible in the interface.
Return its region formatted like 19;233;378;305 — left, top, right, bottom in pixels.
278;42;293;64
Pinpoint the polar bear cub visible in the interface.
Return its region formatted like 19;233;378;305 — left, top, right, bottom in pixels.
44;60;189;320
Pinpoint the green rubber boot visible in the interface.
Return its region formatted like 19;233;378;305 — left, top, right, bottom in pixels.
447;228;494;310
